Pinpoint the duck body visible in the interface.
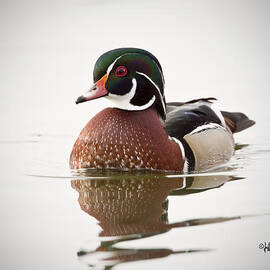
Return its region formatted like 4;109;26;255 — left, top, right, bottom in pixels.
70;48;255;172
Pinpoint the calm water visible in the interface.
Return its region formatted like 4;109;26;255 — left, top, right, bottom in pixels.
2;130;270;269
1;1;270;269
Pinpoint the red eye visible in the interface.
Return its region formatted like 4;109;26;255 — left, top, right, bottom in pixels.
115;66;127;77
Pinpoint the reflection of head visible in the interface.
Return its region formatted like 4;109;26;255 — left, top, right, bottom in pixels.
71;176;183;236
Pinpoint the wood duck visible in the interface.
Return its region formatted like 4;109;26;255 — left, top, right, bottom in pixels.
70;48;255;172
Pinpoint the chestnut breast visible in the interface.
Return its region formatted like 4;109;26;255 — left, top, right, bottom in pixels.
70;108;184;172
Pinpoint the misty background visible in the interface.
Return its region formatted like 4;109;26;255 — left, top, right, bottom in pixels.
1;0;269;143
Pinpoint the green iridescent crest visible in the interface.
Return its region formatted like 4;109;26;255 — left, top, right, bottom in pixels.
94;48;163;82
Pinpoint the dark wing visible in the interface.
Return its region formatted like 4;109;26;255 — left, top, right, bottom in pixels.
165;98;222;141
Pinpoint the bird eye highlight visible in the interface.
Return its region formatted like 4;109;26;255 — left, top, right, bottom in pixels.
115;66;127;77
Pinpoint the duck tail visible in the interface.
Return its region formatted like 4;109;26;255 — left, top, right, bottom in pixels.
221;111;255;133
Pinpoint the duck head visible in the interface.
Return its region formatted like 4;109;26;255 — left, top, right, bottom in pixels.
76;48;167;119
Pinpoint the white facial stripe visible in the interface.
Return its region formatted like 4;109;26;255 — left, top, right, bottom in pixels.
156;66;165;93
136;71;166;115
106;52;137;78
106;78;156;111
161;73;165;92
106;55;124;78
105;54;165;113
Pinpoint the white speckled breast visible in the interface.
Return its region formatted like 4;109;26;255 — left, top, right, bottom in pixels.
70;108;184;172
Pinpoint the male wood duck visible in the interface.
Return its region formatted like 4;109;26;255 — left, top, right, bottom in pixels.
70;48;255;172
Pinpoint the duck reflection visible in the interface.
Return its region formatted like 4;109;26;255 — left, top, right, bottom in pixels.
72;173;184;236
71;171;242;269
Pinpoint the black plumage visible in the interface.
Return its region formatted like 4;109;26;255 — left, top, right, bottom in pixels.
165;98;222;141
